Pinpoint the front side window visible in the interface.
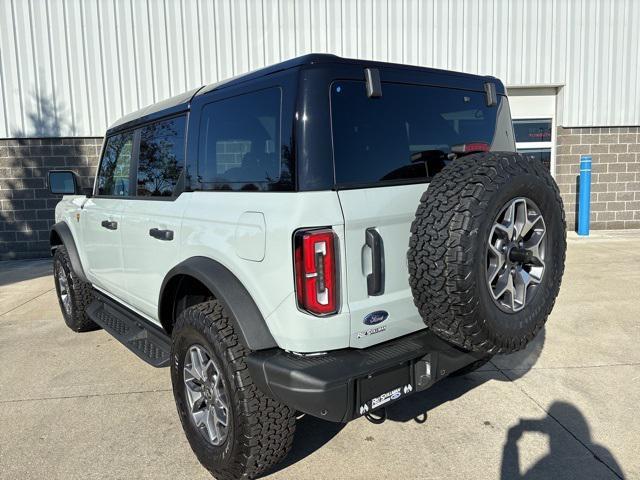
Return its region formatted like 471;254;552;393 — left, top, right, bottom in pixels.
331;81;500;186
198;88;281;188
137;117;186;197
96;132;134;196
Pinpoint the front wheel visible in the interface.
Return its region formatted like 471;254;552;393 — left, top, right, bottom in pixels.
171;300;296;480
53;245;98;332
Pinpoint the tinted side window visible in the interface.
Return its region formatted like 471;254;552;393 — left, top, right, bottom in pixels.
198;88;281;188
331;81;499;186
137;117;186;197
97;132;134;196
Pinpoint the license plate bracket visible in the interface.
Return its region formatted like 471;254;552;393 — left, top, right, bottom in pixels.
356;362;414;416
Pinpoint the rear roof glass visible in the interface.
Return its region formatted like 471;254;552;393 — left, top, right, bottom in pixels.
331;81;499;186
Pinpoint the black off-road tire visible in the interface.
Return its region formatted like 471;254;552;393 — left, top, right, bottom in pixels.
408;152;566;354
53;245;98;332
171;300;296;480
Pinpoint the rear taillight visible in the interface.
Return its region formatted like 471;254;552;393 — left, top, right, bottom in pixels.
294;228;339;316
451;142;491;154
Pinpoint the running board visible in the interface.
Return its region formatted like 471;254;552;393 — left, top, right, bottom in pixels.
87;292;171;368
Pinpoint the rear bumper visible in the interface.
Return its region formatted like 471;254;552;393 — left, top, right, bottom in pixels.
246;329;484;422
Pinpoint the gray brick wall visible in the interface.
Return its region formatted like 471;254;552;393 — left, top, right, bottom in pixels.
0;138;102;261
555;126;640;231
2;128;639;260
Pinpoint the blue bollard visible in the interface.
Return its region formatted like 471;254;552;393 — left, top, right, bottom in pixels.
577;155;592;236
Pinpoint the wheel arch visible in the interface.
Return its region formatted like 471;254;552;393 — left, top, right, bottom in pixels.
158;257;278;351
50;222;88;283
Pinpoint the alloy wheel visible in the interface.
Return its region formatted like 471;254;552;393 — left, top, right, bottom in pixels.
183;345;230;446
486;197;546;313
56;266;72;315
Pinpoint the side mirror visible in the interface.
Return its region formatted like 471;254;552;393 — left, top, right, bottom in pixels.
48;170;81;195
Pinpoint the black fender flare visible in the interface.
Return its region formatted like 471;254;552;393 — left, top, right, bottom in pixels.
159;257;278;351
50;222;89;283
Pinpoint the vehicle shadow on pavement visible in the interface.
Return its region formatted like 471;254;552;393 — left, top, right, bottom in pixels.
500;401;625;479
266;329;550;477
263;414;346;477
385;370;491;423
385;327;547;424
492;326;546;381
384;327;625;479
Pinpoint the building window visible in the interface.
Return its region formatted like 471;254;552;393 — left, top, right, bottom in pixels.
514;119;552;143
513;118;552;171
518;148;551;170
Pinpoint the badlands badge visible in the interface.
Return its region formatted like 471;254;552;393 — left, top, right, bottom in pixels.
356;325;386;339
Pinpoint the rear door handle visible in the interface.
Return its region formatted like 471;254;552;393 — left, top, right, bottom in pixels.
365;228;385;296
101;220;118;230
149;228;174;241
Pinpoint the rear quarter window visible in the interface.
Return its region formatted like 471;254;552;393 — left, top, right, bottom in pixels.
137;116;186;197
331;81;501;187
197;87;284;190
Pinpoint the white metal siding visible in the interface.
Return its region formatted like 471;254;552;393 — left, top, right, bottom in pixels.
1;0;639;138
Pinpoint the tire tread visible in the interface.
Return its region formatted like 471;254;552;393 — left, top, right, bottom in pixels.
407;152;566;354
54;245;97;332
172;300;296;480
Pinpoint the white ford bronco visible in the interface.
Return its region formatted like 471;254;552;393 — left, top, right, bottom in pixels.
48;54;566;479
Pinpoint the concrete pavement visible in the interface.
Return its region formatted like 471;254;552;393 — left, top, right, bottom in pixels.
0;231;638;479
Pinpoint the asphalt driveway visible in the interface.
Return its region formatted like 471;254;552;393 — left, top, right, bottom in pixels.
0;231;638;479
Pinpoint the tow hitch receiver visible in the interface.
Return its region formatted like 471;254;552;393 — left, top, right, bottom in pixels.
247;329;483;423
356;354;436;417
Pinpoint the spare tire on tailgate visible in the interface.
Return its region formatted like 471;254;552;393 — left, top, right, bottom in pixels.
407;152;566;354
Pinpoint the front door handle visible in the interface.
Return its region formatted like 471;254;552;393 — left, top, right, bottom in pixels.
365;228;385;296
149;227;174;241
101;220;118;230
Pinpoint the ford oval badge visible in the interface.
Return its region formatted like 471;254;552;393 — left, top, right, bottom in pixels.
363;310;388;325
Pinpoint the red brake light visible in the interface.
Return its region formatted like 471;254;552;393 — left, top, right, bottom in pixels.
452;142;491;154
294;228;339;316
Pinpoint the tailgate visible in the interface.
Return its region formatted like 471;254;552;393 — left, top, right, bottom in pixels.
337;183;428;348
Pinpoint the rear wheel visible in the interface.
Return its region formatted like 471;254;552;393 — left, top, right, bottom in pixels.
171;300;296;480
408;152;566;354
53;245;98;332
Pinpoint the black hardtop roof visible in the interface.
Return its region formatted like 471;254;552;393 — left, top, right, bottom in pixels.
107;53;502;135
